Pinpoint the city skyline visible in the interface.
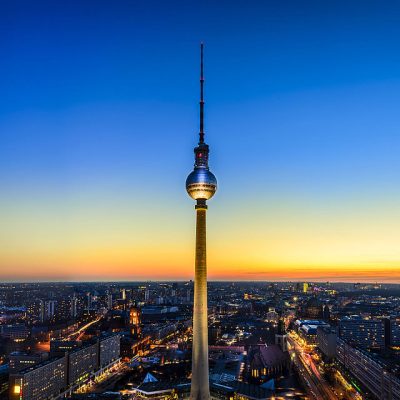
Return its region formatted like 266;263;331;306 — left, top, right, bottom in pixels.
1;1;400;283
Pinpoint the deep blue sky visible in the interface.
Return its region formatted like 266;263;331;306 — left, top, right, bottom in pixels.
1;1;400;281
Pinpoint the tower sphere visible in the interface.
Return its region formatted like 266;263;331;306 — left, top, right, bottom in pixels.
186;168;217;200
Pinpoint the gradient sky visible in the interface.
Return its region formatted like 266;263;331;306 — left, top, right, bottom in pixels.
1;0;400;282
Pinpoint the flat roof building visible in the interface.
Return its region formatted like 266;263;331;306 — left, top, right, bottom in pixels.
339;316;385;350
316;326;337;360
337;338;400;400
10;356;68;400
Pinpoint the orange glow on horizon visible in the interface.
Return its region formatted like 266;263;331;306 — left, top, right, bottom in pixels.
1;192;399;283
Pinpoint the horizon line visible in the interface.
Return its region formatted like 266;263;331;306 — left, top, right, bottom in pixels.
0;279;398;285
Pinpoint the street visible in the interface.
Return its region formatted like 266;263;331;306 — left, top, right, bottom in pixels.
287;331;362;400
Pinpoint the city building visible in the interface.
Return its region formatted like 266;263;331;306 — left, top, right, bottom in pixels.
144;288;150;302
129;306;141;337
9;352;46;373
107;292;113;311
68;342;98;385
303;297;323;319
71;296;78;319
336;338;400;400
295;320;330;344
316;326;337;360
0;324;29;341
387;317;400;347
10;355;68;400
0;364;8;397
265;308;279;322
248;344;289;382
9;334;121;400
339;315;385;350
50;340;82;357
40;300;57;322
86;293;93;312
98;334;120;368
185;43;217;400
55;298;73;321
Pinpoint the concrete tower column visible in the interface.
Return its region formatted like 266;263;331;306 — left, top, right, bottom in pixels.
190;204;210;399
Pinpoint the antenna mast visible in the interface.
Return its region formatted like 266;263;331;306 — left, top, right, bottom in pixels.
199;43;205;144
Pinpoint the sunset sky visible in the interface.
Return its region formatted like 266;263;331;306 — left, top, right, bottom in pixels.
1;1;400;282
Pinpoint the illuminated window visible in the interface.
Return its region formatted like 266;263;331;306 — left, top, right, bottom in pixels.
14;385;21;394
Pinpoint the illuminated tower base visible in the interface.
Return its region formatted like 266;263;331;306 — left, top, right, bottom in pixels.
190;201;210;400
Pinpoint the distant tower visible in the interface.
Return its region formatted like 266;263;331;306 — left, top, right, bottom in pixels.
87;293;92;313
186;43;217;400
107;292;113;310
129;306;141;337
71;295;78;319
44;300;56;320
275;318;288;352
39;300;45;323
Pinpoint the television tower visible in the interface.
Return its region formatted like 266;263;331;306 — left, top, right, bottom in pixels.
186;43;217;400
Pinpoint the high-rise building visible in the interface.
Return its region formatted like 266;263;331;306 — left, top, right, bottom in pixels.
185;43;217;400
10;355;68;400
316;326;337;360
144;288;150;302
71;295;78;319
26;300;42;324
39;300;45;323
47;300;56;319
303;282;309;293
337;338;400;399
107;292;113;310
339;316;385;349
55;298;72;321
0;324;29;341
39;300;57;322
386;317;400;347
87;293;94;313
9;335;121;400
98;334;121;368
68;342;98;384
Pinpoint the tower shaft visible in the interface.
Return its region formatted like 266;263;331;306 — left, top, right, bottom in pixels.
190;204;210;400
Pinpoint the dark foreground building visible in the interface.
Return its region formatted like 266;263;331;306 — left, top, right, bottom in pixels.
9;334;120;400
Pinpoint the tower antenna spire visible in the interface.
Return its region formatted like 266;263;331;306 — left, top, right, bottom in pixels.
199;42;205;144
